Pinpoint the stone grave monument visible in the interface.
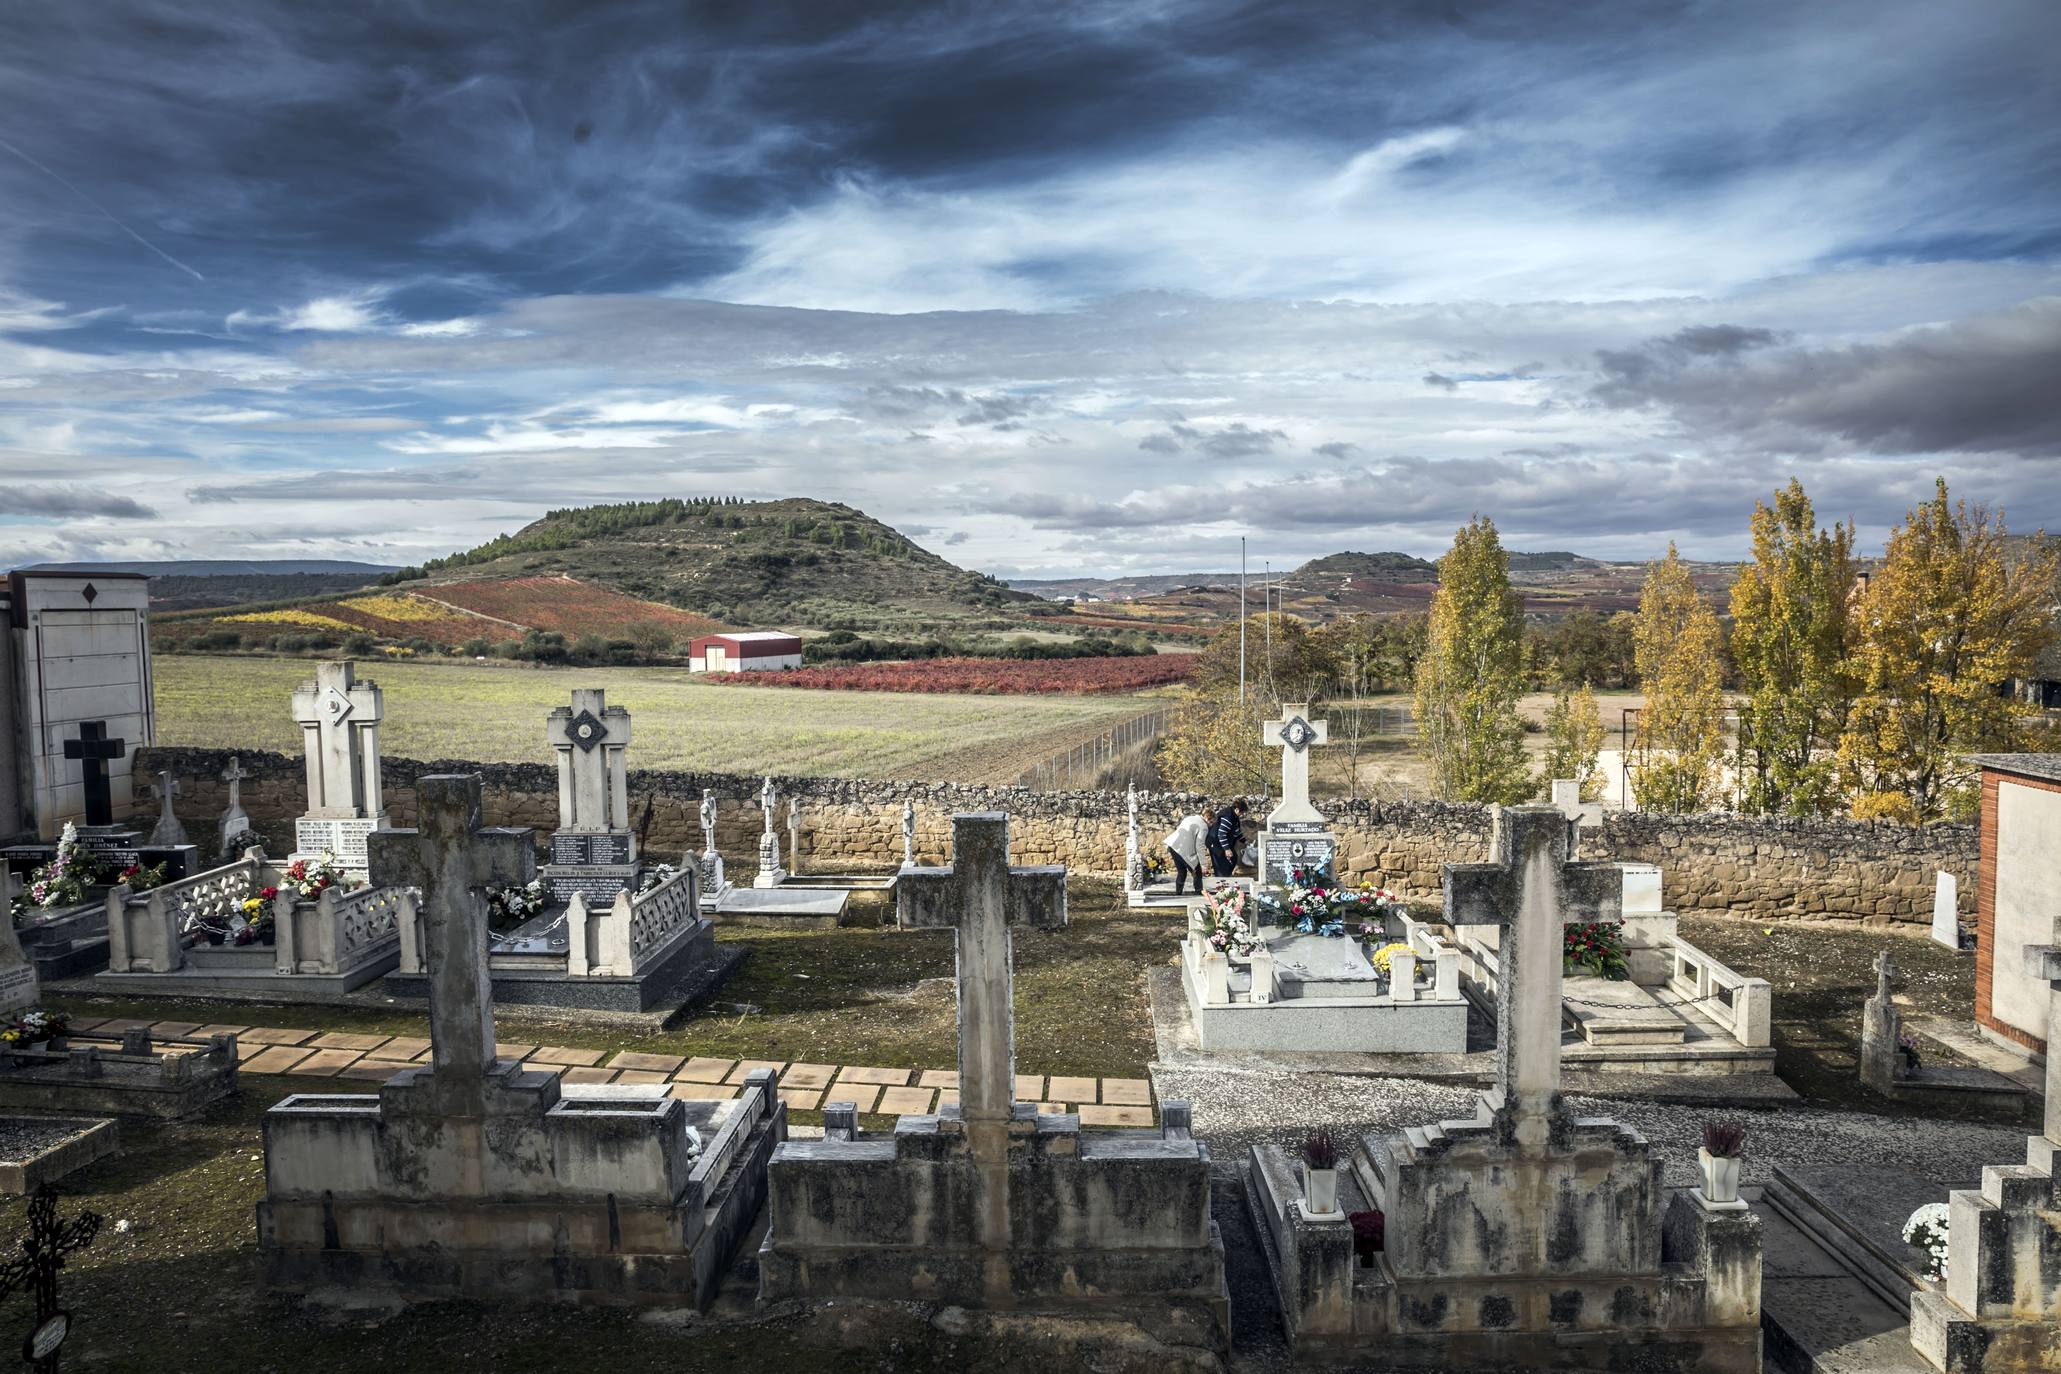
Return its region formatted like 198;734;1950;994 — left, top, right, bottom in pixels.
753;775;786;888
1860;950;2029;1116
695;787;728;899
217;756;253;853
288;661;387;872
1247;805;1763;1369
900;799;916;870
0;570;154;844
1906;936;2061;1371
758;811;1230;1355
0;870;38;1017
1931;870;1965;951
259;773;783;1309
1260;703;1334;885
538;687;637;906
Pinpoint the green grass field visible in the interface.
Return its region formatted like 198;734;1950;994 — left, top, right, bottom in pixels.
153;655;1154;780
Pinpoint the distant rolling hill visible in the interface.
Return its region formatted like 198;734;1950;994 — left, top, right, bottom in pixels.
384;496;1037;629
27;559;396;577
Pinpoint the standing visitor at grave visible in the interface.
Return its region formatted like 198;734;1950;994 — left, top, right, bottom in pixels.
1208;799;1248;877
1163;810;1210;895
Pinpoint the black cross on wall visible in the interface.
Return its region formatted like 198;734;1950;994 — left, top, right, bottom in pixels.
61;722;125;827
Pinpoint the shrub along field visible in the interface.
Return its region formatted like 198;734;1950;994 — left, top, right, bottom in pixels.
702;654;1194;695
152;655;1157;780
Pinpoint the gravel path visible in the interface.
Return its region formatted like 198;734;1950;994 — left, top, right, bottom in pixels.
1161;1063;2028;1187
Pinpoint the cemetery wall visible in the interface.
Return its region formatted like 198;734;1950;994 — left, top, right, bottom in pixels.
139;746;1976;927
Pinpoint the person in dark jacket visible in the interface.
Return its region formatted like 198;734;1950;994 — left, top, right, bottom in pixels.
1207;799;1249;876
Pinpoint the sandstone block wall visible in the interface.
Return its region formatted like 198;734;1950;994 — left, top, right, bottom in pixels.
139;746;1976;928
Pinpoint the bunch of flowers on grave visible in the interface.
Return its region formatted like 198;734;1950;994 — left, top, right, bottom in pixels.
116;861;168;893
1903;1202;1950;1281
1563;919;1630;980
1349;1209;1386;1266
0;1008;70;1049
1368;942;1417;977
1195;882;1260;958
233;885;281;945
282;851;349;901
14;823;106;925
485;879;548;933
1261;866;1404;939
1896;1030;1922;1074
1139;850;1168;884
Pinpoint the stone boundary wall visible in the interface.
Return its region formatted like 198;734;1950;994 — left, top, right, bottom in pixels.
138;746;1977;928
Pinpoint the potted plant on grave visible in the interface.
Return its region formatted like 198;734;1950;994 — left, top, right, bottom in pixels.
282;850;352;901
1902;1202;1950;1282
1896;1030;1922;1076
12;822;106;928
1563;919;1631;980
1196;883;1260;961
1369;942;1416;993
1698;1119;1745;1205
1301;1128;1342;1216
1348;1209;1385;1267
116;860;168;893
2;1009;71;1052
485;879;548;934
237;888;280;945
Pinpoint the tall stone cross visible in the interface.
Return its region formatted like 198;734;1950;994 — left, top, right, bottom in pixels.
896;812;1068;1127
759;775;777;838
2022;939;2061;1159
367;775;535;1116
290;661;385;819
1261;703;1329;822
61;722;125;827
900;800;916;869
1443;805;1623;1144
544;688;631;834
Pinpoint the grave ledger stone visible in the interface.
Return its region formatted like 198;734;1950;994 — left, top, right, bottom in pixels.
288;661;386;869
1260;703;1335;885
259;774;782;1308
758;811;1229;1355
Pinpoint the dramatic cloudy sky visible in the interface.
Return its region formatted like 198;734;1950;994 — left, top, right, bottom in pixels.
3;0;2059;577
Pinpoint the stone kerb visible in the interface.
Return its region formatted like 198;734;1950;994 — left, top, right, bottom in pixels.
140;745;1978;927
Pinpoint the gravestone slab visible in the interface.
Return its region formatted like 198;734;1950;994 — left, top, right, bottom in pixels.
0;870;38;1015
1268;933;1380;997
1262;820;1335;886
1928;870;1961;951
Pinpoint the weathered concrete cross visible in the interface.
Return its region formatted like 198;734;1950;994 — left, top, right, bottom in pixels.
1443;805;1623;1142
1261;702;1329;822
2022;941;2061;1158
544;687;631;833
896;812;1068;1125
367;775;535;1112
146;769;187;847
62;721;125;827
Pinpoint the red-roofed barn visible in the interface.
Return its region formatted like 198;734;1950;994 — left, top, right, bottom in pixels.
688;631;804;673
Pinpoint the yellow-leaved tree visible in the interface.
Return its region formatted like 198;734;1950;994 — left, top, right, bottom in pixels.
1543;682;1607;801
1631;545;1729;812
1414;516;1532;804
1837;480;2057;822
1729;479;1858;817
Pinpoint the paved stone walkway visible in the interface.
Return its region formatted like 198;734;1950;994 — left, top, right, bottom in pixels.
63;1017;1158;1125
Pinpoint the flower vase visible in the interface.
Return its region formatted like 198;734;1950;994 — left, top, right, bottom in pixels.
1698;1147;1741;1205
259;926;276;946
46;1035;68;1053
1303;1165;1339;1216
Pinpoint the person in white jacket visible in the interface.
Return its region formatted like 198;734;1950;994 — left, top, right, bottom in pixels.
1163;810;1213;896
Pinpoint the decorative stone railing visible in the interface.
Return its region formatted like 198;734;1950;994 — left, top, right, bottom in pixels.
273;883;411;979
566;867;703;978
105;849;266;973
1665;937;1773;1048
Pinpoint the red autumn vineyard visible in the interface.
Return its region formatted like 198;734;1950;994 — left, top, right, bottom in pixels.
702;655;1195;695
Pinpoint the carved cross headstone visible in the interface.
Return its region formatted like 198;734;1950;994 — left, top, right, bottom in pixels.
61;723;124;828
896;812;1067;1126
544;688;631;833
1442;805;1622;1143
754;776;784;886
218;756;252;850
758;776;777;838
699;788;718;856
695;787;726;894
787;798;802;875
368;775;536;1115
1125;783;1144;891
1260;703;1328;822
0;1184;101;1374
146;770;187;848
289;661;384;819
2023;941;2061;1152
900;800;917;869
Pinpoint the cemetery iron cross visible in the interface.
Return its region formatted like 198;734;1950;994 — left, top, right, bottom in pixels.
1442;805;1622;1141
896;812;1067;1125
0;1184;101;1373
367;775;535;1107
60;722;124;828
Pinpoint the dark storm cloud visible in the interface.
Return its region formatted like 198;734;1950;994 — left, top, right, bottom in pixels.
1593;299;2061;455
1422;372;1459;391
11;485;157;519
